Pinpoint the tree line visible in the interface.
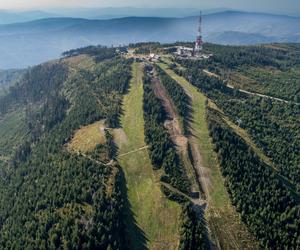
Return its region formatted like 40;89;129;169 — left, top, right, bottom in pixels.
62;45;117;62
156;65;192;134
143;65;209;249
143;66;191;194
0;53;133;249
207;108;300;249
174;44;300;248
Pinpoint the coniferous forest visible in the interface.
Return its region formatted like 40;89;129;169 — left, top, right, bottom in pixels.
143;66;191;194
0;42;299;249
174;43;300;249
0;49;133;249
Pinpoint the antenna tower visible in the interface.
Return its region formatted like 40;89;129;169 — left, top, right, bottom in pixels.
194;11;203;53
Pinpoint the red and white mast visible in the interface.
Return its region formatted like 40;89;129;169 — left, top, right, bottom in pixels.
195;11;203;52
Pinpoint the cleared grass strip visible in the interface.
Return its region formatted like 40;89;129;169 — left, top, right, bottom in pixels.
114;62;181;250
158;62;258;250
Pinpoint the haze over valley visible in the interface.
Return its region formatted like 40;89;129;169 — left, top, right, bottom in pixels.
0;9;300;68
0;1;299;249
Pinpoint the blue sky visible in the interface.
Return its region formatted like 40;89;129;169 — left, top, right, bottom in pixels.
1;0;300;15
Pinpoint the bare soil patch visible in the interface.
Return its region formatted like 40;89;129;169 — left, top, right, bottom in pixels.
189;137;212;195
152;70;203;196
152;73;188;153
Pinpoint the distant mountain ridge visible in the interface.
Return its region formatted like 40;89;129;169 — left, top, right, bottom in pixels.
0;10;59;24
0;10;299;69
0;7;229;24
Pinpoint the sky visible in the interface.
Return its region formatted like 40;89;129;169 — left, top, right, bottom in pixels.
0;0;299;16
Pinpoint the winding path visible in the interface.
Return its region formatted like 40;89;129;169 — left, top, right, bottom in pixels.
203;69;297;104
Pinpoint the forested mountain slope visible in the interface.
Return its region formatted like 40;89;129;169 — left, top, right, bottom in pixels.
0;42;299;249
0;48;133;248
175;43;300;190
0;45;208;249
0;69;26;97
169;42;300;248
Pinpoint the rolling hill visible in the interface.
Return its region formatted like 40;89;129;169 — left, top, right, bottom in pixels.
0;8;227;23
0;10;58;24
0;11;299;68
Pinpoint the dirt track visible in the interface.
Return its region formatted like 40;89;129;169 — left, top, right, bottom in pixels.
188;137;211;198
155;64;213;202
118;146;149;157
153;65;218;249
151;69;207;199
152;72;188;152
203;69;295;104
157;62;261;250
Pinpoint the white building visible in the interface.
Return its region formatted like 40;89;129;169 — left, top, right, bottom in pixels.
176;46;194;57
149;53;160;61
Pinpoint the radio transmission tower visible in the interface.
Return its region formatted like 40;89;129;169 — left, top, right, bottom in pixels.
194;11;203;54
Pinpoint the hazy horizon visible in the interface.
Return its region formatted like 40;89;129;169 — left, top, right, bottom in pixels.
0;0;299;16
0;0;299;69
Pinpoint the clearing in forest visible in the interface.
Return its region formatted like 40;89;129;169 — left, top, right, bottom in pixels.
67;120;106;153
113;62;181;250
157;62;258;250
